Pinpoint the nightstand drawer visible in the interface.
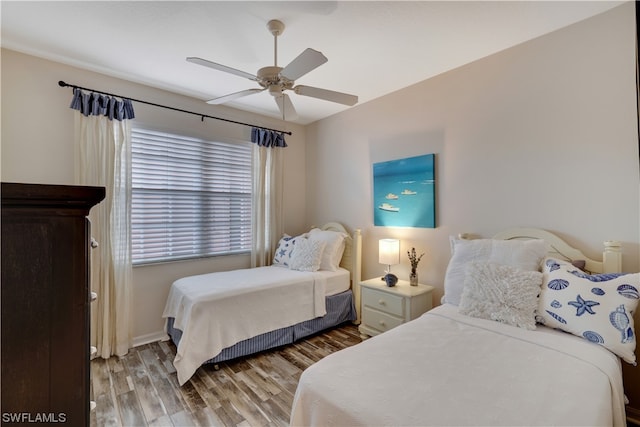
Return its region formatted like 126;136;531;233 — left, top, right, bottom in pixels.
362;307;404;333
362;287;404;317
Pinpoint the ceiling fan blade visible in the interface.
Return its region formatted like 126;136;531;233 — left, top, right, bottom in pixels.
294;85;358;106
187;57;257;81
275;94;298;121
206;88;265;105
280;48;328;81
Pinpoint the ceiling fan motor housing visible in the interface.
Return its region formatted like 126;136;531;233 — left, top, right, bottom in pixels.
257;66;293;96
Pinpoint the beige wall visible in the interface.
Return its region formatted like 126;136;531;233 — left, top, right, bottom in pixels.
1;3;638;344
305;2;640;304
0;49;308;343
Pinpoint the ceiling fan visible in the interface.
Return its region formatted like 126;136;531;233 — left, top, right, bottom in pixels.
187;19;358;121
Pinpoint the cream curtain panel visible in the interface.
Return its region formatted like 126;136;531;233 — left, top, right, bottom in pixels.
71;89;134;358
251;128;287;267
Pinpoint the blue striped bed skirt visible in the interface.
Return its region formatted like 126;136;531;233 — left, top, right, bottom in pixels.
166;289;356;365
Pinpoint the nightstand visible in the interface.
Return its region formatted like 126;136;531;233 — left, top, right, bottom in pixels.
358;278;434;338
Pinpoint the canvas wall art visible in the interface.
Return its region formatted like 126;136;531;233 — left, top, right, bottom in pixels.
373;154;436;228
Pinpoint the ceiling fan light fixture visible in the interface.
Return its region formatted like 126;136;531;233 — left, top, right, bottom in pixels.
268;85;283;97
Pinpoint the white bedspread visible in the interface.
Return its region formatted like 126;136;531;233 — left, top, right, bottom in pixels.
163;266;328;385
291;304;627;426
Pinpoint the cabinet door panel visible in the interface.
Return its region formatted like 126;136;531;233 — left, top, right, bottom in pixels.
1;221;53;411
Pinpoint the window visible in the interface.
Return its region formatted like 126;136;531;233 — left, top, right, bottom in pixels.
131;128;252;264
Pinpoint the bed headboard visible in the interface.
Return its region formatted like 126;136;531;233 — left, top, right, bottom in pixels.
491;227;622;274
319;222;362;322
319;222;362;286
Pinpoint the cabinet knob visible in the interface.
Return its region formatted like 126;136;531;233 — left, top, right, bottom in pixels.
379;320;386;326
378;299;385;305
90;292;97;302
90;238;99;249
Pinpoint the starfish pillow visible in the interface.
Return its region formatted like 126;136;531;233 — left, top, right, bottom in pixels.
537;258;639;365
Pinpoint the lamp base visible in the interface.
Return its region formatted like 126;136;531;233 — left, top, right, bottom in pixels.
382;273;398;287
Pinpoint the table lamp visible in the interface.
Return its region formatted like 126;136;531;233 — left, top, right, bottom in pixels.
379;238;400;287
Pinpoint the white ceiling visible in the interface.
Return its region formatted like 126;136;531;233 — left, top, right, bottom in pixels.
1;1;624;125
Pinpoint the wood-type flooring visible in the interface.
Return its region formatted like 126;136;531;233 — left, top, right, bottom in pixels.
90;323;362;427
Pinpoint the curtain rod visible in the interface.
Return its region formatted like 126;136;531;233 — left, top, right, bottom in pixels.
58;80;292;136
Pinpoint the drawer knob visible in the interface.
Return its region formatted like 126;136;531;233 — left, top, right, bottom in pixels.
379;320;386;326
90;292;98;302
378;299;385;305
90;238;99;249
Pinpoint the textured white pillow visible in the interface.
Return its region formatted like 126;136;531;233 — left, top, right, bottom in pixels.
289;238;326;272
459;262;543;330
443;237;547;306
537;258;639;364
308;228;347;271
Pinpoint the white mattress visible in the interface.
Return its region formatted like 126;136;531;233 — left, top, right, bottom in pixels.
291;304;626;426
323;267;350;296
163;265;350;385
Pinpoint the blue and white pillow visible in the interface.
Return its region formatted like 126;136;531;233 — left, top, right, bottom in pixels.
537;258;639;365
272;234;305;267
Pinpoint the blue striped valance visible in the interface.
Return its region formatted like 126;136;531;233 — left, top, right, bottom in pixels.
69;88;135;121
251;127;287;148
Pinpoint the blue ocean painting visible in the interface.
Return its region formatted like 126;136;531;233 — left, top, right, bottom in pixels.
373;154;436;228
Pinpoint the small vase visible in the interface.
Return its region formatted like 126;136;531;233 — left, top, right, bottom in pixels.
409;270;418;286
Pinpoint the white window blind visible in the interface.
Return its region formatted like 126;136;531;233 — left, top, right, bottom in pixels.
131;128;252;264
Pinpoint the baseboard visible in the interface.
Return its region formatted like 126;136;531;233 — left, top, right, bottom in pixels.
132;331;170;348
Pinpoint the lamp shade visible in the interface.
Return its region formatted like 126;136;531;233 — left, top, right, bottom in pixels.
379;239;400;266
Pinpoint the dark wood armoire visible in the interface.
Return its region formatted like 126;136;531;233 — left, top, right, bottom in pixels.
1;182;105;426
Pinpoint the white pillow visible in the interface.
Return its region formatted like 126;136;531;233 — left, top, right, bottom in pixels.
537;258;639;365
289;238;326;272
308;228;347;271
459;262;543;330
272;233;306;267
443;237;547;306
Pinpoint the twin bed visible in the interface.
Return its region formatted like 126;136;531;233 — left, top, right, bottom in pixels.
290;228;637;426
163;222;361;385
163;224;637;426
